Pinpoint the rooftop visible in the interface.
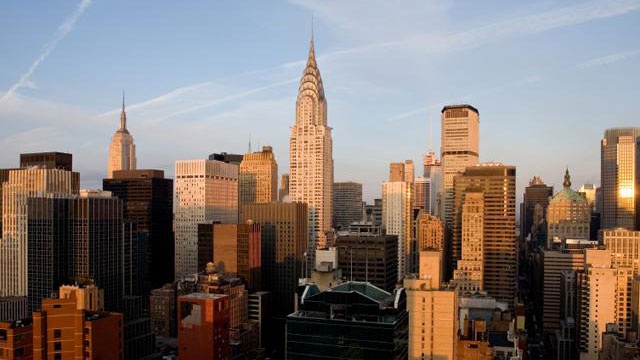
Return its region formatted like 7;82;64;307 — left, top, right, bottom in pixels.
179;292;228;300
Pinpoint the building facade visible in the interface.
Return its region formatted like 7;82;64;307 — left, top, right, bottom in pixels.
178;293;230;360
289;36;334;253
415;213;444;252
239;146;278;206
333;182;363;230
453;192;484;292
335;234;398;292
383;161;414;281
547;169;591;242
174;159;238;280
520;175;553;241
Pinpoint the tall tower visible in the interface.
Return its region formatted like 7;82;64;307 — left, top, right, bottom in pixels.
440;105;479;227
601;127;640;230
107;93;137;179
289;35;334;252
239;145;278;205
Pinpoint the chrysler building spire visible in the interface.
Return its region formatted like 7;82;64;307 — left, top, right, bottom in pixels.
289;35;334;254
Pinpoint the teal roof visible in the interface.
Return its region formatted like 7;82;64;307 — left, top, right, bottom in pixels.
328;281;391;301
550;187;586;204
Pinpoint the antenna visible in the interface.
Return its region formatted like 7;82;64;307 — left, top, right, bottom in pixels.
429;117;433;152
248;134;252;153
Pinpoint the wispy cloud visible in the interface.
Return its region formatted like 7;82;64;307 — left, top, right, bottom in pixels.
577;48;640;68
0;0;92;105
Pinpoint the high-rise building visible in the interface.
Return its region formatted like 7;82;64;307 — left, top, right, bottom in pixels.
365;199;383;227
33;294;124;360
453;192;484;292
289;36;334;253
404;252;458;360
239;146;278;205
0;318;32;360
174;159;238;280
333;182;363;230
415;213;444;252
178;293;230;360
578;184;597;211
452;164;516;306
150;284;176;338
382;161;414;281
248;291;272;352
520;175;553;241
602;229;640;274
287;282;408;360
241;202;308;317
440;105;480;228
413;177;430;213
107;94;136;179
208;152;243;164
336;233;398;292
423;151;442;216
19;152;72;171
103;169;174;289
0;167;79;302
279;174;289;202
601;127;640;230
197;223;262;291
547;169;591;243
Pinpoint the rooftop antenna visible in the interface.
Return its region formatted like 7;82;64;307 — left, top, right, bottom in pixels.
428;117;433;152
248;134;252;153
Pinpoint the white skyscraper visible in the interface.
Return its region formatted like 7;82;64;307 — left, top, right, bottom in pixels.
289;35;334;253
107;94;137;179
174;159;238;280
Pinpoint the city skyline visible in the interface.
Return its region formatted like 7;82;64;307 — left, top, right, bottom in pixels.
1;1;639;203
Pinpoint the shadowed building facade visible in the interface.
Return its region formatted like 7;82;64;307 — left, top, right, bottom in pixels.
333;181;363;230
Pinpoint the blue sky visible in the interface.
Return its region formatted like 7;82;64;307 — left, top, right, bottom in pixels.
1;0;639;202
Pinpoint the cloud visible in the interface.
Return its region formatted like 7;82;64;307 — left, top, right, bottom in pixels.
577;48;640;68
0;0;92;105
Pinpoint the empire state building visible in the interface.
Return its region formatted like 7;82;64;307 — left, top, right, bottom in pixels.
289;35;334;252
107;93;137;178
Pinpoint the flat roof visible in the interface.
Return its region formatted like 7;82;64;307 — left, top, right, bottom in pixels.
441;104;479;114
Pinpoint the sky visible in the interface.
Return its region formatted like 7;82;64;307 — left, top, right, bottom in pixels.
1;0;639;203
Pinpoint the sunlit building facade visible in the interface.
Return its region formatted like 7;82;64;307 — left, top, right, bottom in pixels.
239;146;278;205
383;161;414;280
107;95;136;179
547;169;591;242
453;192;484;292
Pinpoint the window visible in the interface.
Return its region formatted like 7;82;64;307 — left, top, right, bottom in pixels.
54;342;62;351
54;329;61;338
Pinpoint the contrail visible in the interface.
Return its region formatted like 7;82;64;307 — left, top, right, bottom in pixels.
0;0;92;105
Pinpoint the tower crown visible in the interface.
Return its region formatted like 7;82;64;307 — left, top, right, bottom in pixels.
295;35;327;127
563;168;571;189
118;91;129;134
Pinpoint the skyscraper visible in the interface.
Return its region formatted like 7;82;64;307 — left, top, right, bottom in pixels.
333;181;363;230
382;161;414;280
601;128;640;230
453;192;484;292
107;94;136;179
289;35;333;253
415;213;443;252
174;159;238;280
520;176;553;242
279;174;289;202
413;177;430;213
20;151;72;171
178;293;230;360
423;151;442;216
440;105;480;228
452;163;516;306
239;146;278;205
103;169;174;289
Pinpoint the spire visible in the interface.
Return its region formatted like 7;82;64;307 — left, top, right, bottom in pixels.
563;167;571;188
119;90;127;131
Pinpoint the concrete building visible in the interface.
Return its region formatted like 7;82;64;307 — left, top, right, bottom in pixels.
239;146;278;206
547;169;591;243
0;167;78;304
413;177;431;213
241;202;308;317
440;105;480;229
453;192;484;293
601;128;640;230
383;160;414;280
0;318;32;360
33;294;123;360
602;229;640;274
287;282;408;360
452;164;517;306
333;182;363;230
107;94;136;178
19;152;72;171
289;36;334;253
404;252;458;360
103;169;174;289
336;233;398;292
520;175;553;242
178;293;230;360
174;159;238;280
416;213;444;252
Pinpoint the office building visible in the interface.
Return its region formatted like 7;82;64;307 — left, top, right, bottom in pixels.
453;192;484;292
601;128;640;230
404;252;458;360
423;151;442;216
336;233;398;292
413;177;431;213
520;175;553;241
440;105;480;228
239;146;278;205
452;163;516;306
208;152;243;164
547;169;591;243
0;318;32;360
33;294;123;360
365;199;383;227
248;292;272;350
279;174;289;202
289;36;334;252
149;284;176;338
241;202;308;317
0;298;27;324
0;167;79;302
103;169;174;289
578;184;597;211
382;161;414;280
602;229;640;274
178;293;230;360
287;282;408;360
416;213;443;251
333;182;363;230
19;152;72;171
197;223;262;291
174;159;238;280
107;94;136;178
